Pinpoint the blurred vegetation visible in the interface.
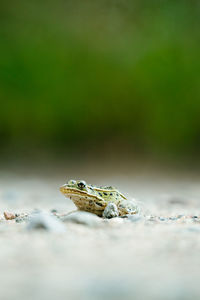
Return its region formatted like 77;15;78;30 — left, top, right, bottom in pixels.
0;0;200;156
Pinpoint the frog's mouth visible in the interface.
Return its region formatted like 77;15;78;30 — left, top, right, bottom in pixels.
60;185;103;203
60;185;88;197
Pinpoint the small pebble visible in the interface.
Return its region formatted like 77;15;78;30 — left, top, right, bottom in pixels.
103;203;119;219
4;212;16;220
26;211;66;233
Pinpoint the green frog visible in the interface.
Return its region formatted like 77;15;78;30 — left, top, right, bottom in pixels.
60;180;139;218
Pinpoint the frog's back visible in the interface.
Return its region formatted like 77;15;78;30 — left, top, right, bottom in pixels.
92;186;127;204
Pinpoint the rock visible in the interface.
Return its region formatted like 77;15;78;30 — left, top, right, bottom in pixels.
26;211;66;233
102;203;119;219
192;216;200;223
4;212;16;220
61;211;102;227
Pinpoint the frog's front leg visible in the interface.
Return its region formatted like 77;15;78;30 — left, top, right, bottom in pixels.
102;202;119;219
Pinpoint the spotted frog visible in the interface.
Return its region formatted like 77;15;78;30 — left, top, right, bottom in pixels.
60;180;139;218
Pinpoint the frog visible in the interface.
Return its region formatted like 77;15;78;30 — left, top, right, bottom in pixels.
60;179;139;218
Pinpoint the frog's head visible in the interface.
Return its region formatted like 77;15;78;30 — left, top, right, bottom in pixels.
60;179;88;197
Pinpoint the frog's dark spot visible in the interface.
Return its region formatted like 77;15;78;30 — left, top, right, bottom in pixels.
99;192;102;197
110;193;113;196
89;200;93;205
96;202;103;207
103;192;108;196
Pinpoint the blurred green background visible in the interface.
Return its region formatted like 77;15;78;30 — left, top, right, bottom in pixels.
0;0;200;158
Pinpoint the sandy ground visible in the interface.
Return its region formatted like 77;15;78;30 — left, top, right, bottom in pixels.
0;163;200;300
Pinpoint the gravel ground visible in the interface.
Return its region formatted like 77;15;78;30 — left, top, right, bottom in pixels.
1;165;200;300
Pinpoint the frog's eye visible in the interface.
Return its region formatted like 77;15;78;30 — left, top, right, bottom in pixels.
77;181;86;189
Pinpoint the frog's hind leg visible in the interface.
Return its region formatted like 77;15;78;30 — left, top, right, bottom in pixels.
102;202;119;219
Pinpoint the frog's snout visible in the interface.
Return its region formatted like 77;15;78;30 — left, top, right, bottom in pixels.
59;184;66;194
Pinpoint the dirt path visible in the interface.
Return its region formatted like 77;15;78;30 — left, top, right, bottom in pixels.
0;168;200;300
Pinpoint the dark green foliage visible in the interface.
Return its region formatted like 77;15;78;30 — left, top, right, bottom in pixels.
0;0;199;154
